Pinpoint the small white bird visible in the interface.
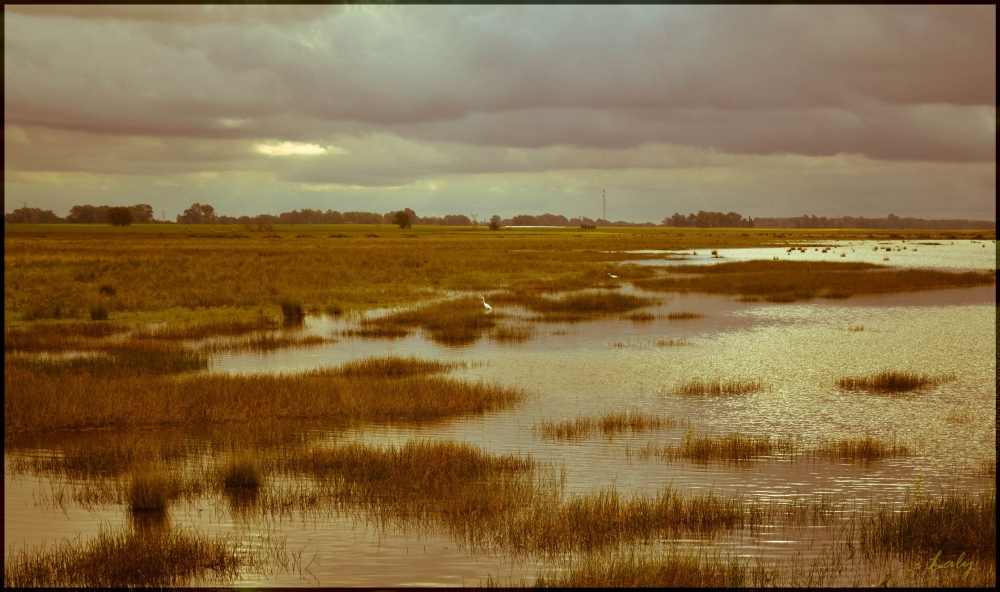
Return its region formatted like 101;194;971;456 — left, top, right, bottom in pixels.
607;272;619;279
481;295;492;314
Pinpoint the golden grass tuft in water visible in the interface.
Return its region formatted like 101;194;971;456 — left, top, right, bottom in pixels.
623;311;656;323
2;524;274;587
673;377;766;396
533;550;776;588
837;370;956;393
489;320;537;343
335;355;459;378
811;436;911;462
666;312;705;320
653;430;796;464
127;469;176;513
858;490;996;561
355;297;498;345
536;411;676;441
201;333;331;353
221;457;263;491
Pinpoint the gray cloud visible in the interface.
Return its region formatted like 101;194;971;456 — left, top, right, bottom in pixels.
3;5;996;219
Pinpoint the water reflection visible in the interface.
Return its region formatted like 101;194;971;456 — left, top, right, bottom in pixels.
621;239;996;271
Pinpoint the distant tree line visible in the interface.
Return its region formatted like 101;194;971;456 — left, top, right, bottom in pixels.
662;211;754;228
5;203;995;230
751;214;996;230
4;203;154;225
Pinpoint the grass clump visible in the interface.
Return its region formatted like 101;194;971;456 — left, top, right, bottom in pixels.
358;297;498;345
2;524;259;587
127;469;175;513
811;436;911;462
537;411;676;441
673;377;766;396
534;551;774;588
837;370;956;393
511;291;659;322
858;490;996;561
654;430;795;464
201;333;330;353
666;312;705;320
335;355;458;378
221;457;263;491
489;321;537;343
623;311;656;323
342;320;411;339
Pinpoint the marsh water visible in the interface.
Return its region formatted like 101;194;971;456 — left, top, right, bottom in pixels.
5;240;996;586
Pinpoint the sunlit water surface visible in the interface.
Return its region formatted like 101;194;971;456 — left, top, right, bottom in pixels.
5;241;996;586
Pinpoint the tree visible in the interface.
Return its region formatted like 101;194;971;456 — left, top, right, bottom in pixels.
393;211;412;229
67;204;109;224
4;207;64;223
107;207;134;227
488;215;502;231
129;204;154;223
177;203;218;224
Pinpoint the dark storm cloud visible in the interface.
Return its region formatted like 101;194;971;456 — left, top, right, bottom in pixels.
3;5;996;220
5;6;994;158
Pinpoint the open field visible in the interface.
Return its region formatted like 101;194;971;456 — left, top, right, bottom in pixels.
4;224;995;586
5;224;992;324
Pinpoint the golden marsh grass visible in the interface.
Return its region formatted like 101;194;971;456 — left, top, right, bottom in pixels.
634;260;995;302
666;311;705;320
533;550;775;588
673;377;767;396
858;490;996;561
650;430;796;464
6;341;208;376
505;290;660;322
5;227;990;323
5;356;523;433
811;436;911;462
489;320;537;343
536;411;676;441
2;523;278;587
837;370;956;393
361;297;498;345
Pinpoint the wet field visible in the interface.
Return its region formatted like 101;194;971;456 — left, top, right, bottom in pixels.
5;240;996;587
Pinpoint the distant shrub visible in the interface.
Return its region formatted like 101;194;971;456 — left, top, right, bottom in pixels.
98;285;116;297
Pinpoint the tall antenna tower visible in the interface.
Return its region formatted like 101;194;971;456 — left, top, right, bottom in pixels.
602;189;606;221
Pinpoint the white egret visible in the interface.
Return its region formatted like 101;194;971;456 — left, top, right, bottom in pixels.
481;295;492;314
607;272;619;279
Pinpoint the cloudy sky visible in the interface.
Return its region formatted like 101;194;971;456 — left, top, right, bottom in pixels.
4;5;996;221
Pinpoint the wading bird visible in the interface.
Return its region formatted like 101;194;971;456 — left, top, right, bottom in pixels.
607;273;619;279
481;296;492;314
